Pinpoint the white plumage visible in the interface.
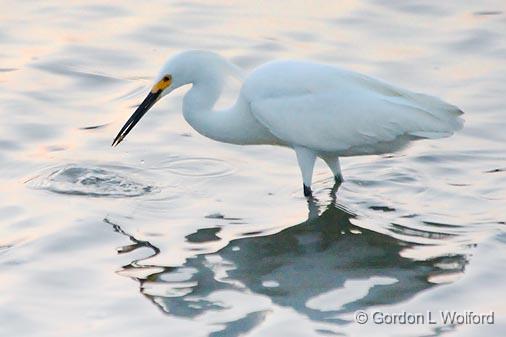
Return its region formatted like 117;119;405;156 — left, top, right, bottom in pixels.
113;50;464;196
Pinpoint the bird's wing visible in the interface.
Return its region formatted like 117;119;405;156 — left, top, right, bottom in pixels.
249;85;463;155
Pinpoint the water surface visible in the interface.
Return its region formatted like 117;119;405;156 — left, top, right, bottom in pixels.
0;1;505;336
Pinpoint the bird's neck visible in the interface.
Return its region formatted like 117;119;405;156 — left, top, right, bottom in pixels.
182;79;229;140
182;65;276;145
183;80;222;118
182;79;262;145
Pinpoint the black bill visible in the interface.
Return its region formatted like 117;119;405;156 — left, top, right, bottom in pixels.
112;90;161;147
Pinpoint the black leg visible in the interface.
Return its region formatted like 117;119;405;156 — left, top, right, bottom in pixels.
330;179;343;204
334;174;344;184
303;184;312;197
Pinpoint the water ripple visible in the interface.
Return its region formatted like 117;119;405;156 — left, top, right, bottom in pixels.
27;164;157;198
151;157;235;177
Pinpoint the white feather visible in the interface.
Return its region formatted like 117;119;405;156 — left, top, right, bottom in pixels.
243;60;463;155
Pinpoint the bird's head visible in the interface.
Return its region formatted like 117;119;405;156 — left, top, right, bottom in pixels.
112;50;236;146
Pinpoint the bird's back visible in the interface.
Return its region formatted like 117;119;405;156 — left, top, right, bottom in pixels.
241;60;463;155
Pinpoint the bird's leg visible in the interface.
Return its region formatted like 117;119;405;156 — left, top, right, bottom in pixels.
303;184;312;197
294;146;317;197
322;155;343;184
306;195;321;220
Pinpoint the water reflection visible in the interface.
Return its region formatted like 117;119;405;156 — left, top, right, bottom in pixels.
108;187;467;334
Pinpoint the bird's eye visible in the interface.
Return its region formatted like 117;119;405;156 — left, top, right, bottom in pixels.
163;75;172;82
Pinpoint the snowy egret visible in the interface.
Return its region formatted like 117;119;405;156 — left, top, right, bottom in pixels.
112;50;463;196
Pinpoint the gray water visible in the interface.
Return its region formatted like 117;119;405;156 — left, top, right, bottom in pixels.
1;1;505;336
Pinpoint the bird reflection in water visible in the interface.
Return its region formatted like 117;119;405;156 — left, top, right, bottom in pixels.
106;186;467;334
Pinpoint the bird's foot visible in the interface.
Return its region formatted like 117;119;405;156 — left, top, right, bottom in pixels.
303;184;312;197
334;174;344;184
330;175;344;203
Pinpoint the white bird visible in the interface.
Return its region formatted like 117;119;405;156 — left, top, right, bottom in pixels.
113;50;464;196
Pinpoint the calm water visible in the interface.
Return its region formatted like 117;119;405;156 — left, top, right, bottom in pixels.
1;1;505;336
